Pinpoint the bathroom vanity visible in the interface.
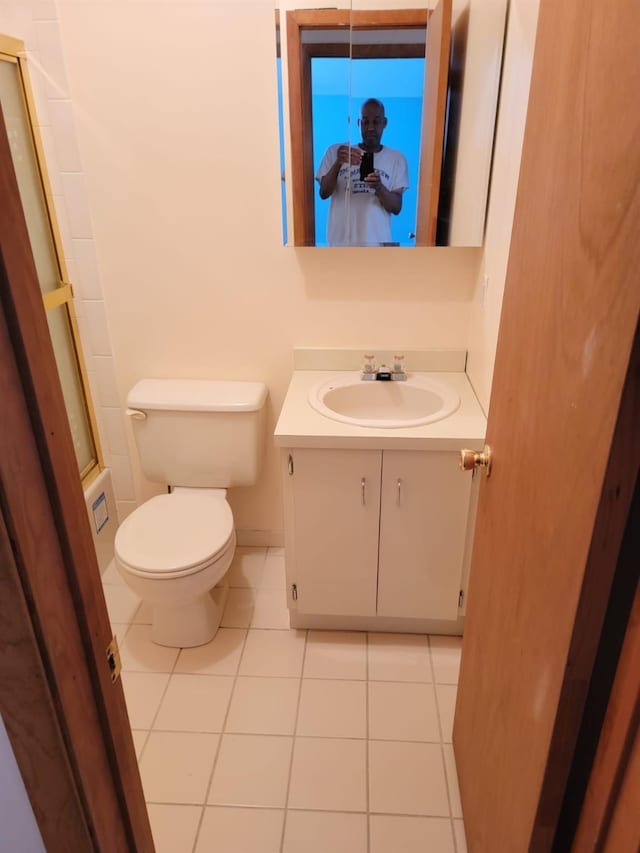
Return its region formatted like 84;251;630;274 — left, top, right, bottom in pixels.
274;351;487;635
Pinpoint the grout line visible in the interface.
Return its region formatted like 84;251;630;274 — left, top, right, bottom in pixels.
365;631;371;853
138;727;447;746
192;625;252;853
429;635;460;853
279;629;308;853
143;801;450;820
136;625;181;751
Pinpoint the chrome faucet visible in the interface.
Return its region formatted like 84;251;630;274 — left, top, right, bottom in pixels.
361;354;406;381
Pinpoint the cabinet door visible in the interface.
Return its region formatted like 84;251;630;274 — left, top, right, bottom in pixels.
290;448;380;616
377;450;472;620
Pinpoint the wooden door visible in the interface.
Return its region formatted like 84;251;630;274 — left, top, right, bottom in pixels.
377;450;471;619
0;104;154;850
453;2;640;851
415;0;451;245
289;448;380;616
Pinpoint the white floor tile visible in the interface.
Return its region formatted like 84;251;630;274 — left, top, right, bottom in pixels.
368;681;440;742
140;731;219;804
454;818;468;852
104;584;142;624
146;803;202;853
283;810;367;853
370;814;455;853
262;550;287;589
443;744;463;819
369;740;449;816
131;599;153;624
227;547;267;589
130;729;148;760
153;674;234;732
239;629;306;678
121;671;169;729
110;622;130;648
250;588;290;629
304;631;367;680
226;677;300;736
195;806;283;853
175;628;247;676
297;679;366;739
208;734;293;808
101;561;124;585
430;635;463;684
288;737;367;812
368;632;431;682
120;624;180;673
436;684;458;742
221;588;255;628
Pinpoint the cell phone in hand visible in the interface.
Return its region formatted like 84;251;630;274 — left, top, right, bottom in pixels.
359;151;374;181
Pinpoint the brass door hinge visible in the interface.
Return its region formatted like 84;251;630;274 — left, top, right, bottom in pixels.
106;636;122;683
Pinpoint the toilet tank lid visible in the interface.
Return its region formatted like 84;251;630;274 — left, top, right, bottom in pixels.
127;379;268;412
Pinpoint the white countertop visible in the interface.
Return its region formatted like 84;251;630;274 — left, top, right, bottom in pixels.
274;371;487;450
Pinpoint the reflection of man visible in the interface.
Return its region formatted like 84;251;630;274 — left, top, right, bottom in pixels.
316;98;409;246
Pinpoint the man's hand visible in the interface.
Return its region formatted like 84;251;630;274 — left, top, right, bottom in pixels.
320;146;363;198
366;172;403;215
336;145;363;166
364;170;381;190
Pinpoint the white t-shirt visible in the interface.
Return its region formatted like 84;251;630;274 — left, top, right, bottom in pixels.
316;143;409;246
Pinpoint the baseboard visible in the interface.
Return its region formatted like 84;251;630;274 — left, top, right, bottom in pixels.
236;529;284;548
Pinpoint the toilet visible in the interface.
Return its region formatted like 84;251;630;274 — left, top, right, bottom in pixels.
114;378;268;648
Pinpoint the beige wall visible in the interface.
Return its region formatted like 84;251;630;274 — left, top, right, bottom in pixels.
55;0;483;541
1;0;539;542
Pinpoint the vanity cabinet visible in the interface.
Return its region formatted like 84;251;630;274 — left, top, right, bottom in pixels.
287;449;380;617
283;447;474;624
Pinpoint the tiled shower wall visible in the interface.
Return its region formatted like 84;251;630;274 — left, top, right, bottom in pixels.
1;1;136;524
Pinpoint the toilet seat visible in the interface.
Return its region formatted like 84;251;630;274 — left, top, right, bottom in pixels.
115;491;234;579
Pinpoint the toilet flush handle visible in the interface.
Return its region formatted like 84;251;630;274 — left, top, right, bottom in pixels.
125;408;147;420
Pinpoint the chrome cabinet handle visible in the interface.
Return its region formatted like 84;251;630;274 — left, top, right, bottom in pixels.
397;478;402;505
361;477;366;505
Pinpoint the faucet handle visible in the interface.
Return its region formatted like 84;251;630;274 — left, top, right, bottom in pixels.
362;353;376;380
363;353;376;372
393;354;405;375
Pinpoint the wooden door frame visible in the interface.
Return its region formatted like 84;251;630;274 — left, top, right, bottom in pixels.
571;501;640;851
415;0;450;245
285;8;429;246
0;104;154;850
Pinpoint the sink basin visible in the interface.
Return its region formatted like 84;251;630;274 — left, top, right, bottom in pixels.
308;374;460;428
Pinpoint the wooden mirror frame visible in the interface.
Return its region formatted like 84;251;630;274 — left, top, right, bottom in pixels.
284;5;451;247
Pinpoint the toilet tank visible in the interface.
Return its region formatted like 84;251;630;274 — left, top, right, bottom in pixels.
126;379;268;488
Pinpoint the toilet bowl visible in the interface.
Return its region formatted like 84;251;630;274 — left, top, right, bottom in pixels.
115;489;236;647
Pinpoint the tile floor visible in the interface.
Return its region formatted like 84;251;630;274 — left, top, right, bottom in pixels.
103;547;467;853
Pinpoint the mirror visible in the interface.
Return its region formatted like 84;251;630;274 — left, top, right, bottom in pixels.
275;0;508;247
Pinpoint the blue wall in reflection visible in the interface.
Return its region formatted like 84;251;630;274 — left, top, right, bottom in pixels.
312;58;425;247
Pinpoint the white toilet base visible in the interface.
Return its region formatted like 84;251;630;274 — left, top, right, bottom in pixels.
150;582;229;648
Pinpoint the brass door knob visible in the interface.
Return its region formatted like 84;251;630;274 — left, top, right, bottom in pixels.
459;445;492;477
